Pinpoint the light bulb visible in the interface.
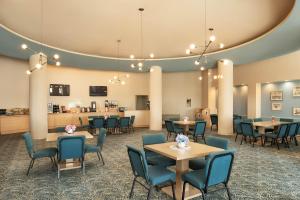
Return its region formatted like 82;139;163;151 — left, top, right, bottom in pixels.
35;63;42;69
149;53;154;58
189;43;196;49
131;64;135;68
56;61;61;66
21;44;28;50
138;62;143;67
213;75;218;80
194;60;200;65
130;55;135;59
209;35;216;42
219;43;224;48
126;74;130;78
121;81;126;85
113;76;117;80
53;54;60;60
200;66;205;71
26;70;31;75
185;49;191;55
138;67;142;71
198;76;203;80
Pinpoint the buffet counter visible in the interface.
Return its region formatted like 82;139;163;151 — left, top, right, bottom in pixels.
0;115;29;135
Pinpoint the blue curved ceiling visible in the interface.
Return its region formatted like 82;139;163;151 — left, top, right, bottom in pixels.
0;1;300;72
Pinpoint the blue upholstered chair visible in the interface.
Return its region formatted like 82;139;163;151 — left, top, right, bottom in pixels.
119;117;131;133
142;134;175;167
22;133;57;176
93;117;105;135
57;135;85;179
56;127;65;132
233;118;243;142
130;115;135;132
127;145;176;200
165;120;184;140
182;150;235;200
189;136;229;170
106;117;118;134
264;124;289;150
192;121;207;143
78;117;89;130
286;123;298;147
240;122;264;147
85;128;106;165
280;118;294;122
210;114;218;131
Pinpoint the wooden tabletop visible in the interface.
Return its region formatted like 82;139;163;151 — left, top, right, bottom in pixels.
46;131;94;142
173;121;196;125
253;121;289;128
145;142;223;161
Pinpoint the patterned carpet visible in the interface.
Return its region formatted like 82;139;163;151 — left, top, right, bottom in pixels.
0;128;300;200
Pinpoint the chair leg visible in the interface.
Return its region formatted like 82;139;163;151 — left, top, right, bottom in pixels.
147;186;152;200
181;182;186;200
261;136;264;147
26;159;34;176
225;185;232;200
171;182;176;200
57;162;60;179
203;136;206;144
240;136;243;145
199;189;206;200
235;134;238;142
129;177;136;198
50;157;56;169
99;152;105;165
276;139;280;150
295;137;298;146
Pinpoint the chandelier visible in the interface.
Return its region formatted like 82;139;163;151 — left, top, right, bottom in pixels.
129;8;154;71
21;0;61;75
108;40;130;85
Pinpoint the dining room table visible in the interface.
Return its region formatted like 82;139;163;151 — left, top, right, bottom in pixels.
253;120;290;134
144;141;224;200
173;120;196;134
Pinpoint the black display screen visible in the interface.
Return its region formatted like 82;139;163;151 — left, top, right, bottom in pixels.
89;86;107;96
49;84;70;96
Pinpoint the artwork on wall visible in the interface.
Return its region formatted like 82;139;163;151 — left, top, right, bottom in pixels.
271;103;282;111
293;107;300;116
293;86;300;96
270;91;283;101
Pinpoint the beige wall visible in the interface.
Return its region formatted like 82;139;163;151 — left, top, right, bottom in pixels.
0;56;29;109
162;71;202;119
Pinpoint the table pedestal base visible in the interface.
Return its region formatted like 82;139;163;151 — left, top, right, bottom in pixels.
162;185;201;200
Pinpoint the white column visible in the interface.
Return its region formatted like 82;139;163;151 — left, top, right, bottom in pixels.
149;66;162;130
247;82;261;118
218;59;233;135
29;53;48;139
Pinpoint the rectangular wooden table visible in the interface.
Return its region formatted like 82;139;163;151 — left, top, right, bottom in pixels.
253;121;289;134
145;142;223;200
46;131;94;142
174;121;196;134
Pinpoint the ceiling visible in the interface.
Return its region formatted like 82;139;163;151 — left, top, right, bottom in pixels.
0;0;300;72
0;0;294;58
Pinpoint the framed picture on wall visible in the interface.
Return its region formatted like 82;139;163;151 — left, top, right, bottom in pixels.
293;107;300;116
293;87;300;96
270;91;283;101
272;103;282;111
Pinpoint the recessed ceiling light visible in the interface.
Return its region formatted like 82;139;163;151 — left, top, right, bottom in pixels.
189;43;196;50
130;55;135;59
21;44;28;50
149;53;154;58
53;54;60;60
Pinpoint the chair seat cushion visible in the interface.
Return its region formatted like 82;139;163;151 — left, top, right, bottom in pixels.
148;166;176;186
189;158;206;170
265;133;277;138
85;144;100;153
182;169;206;189
147;155;175;167
33;147;57;158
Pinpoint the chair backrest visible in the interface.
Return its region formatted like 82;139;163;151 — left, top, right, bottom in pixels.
280;118;294;122
97;128;107;149
210;114;218;125
165;120;175;132
107;117;118;128
253;118;263;122
233;119;242;134
110;115;119;118
57;136;85;161
287;123;298;137
94;117;105;128
206;136;229;150
120;117;130;127
205;150;234;188
142;133;166;158
297;122;300;135
79;117;83;127
194;121;206;137
56;127;65;132
127;145;148;181
243;119;254;123
22;132;34;157
277;124;289;138
240;122;254;136
130;115;135;125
